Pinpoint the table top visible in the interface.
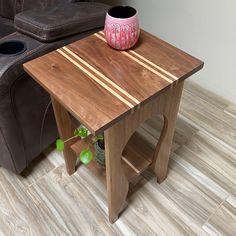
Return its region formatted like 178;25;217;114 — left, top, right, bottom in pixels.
24;30;203;135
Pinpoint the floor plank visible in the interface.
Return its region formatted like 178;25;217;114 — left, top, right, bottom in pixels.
27;165;124;235
203;195;236;236
138;114;198;152
27;164;156;236
0;168;56;236
184;81;230;110
0;153;58;189
224;104;236;118
0;82;235;235
175;132;236;196
180;90;236;150
142;155;226;227
127;179;210;236
73;166;158;236
43;146;65;168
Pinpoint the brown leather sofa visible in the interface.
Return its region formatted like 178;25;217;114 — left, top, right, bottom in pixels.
0;0;109;173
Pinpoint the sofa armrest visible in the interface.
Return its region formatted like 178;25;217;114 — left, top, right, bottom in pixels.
0;27;101;173
14;2;109;42
0;28;103;90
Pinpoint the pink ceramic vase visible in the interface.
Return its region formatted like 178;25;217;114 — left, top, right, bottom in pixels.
104;6;140;50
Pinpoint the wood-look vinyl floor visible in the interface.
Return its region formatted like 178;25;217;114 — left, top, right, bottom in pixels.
0;81;235;236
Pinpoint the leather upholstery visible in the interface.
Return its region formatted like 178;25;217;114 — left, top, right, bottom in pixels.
0;0;108;173
0;17;16;38
0;0;69;20
15;2;109;42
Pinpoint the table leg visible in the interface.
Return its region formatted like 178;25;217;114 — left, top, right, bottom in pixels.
51;97;78;175
104;126;129;223
104;82;184;222
151;81;184;183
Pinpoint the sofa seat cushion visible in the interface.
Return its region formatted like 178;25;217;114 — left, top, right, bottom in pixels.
14;2;109;42
0;17;16;39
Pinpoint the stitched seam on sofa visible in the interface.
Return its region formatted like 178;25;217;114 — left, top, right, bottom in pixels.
15;18;103;41
15;19;103;41
0;126;17;172
14;26;46;40
14;26;56;41
16;14;103;31
39;101;52;151
15;13;103;30
0;32;17;42
16;27;100;43
10;73;29;167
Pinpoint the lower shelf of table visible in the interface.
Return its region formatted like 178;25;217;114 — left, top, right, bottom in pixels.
71;131;155;185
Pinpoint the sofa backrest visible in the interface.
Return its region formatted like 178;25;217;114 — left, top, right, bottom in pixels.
0;0;70;20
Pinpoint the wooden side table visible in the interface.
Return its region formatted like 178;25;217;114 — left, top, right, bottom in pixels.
24;30;203;223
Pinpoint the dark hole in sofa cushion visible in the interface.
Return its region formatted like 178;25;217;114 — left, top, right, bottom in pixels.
0;40;26;56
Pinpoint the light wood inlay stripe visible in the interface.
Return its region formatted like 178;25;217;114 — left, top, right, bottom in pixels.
121;156;141;174
99;31;179;80
129;51;178;80
94;33;173;84
120;52;174;83
56;49;134;109
97;32;178;81
94;32;107;42
63;46;141;106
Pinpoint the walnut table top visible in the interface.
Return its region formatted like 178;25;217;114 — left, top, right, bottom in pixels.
24;30;203;135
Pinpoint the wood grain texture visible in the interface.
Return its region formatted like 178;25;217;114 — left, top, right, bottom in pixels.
43;145;64;167
203;195;236;236
0;167;63;236
57;48;135;109
180;89;236;151
122;132;153;174
23;30;203;222
97;30;203;81
100;81;185;222
26;165;123;236
71;137;139;185
184;81;230;110
95;32;176;83
19;153;55;187
137;114;198;152
152;80;184;183
72;82;187;223
61;46;140;106
224;104;236;118
24;50;130;135
175;131;236;196
102;91;173;221
0;83;235;235
24;30;203;135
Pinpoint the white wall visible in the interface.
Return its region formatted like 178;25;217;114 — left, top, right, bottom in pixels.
100;0;236;103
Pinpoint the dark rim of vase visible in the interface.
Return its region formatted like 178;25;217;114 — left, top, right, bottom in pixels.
108;6;137;19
